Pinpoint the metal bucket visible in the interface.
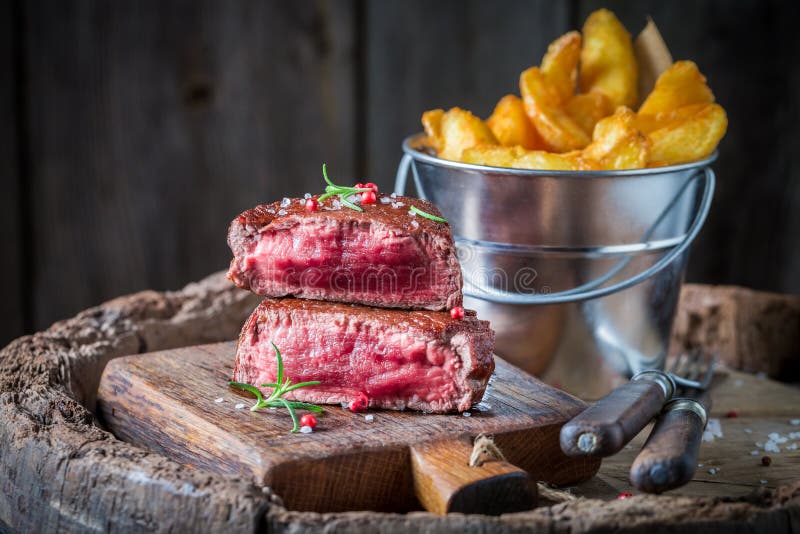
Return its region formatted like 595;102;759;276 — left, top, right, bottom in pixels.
395;134;716;399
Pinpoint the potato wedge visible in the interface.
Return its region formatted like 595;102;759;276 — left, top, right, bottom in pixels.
580;9;637;108
583;107;651;170
634;103;708;134
541;31;581;103
520;67;590;152
421;109;445;152
565;92;614;136
462;145;596;171
638;61;714;116
436;107;497;161
649;103;727;164
486;95;545;149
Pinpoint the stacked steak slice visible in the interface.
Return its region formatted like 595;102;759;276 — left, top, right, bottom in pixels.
228;194;494;413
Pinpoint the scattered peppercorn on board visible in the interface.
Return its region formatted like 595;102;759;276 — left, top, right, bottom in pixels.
97;342;600;514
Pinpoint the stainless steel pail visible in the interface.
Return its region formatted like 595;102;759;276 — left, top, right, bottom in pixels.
395;134;715;399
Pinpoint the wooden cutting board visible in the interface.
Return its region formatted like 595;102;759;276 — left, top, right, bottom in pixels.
97;342;600;514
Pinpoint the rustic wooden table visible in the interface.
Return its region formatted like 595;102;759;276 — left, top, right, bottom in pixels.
575;367;800;500
0;273;798;533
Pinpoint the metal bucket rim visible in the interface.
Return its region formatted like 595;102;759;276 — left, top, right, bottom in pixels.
402;133;718;178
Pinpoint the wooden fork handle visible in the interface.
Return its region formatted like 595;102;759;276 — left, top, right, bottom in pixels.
560;379;668;457
630;396;709;493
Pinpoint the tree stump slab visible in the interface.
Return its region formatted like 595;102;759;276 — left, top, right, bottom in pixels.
1;273;798;533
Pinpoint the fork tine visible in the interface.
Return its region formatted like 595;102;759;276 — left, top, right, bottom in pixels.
669;352;685;374
699;354;716;388
685;349;702;382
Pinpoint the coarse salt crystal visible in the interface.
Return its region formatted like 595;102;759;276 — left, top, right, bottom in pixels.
266;208;276;214
790;419;800;426
394;201;405;207
756;441;764;448
341;402;349;409
304;193;311;199
702;418;723;442
751;450;760;455
332;199;342;210
235;403;245;410
764;441;780;453
734;379;744;387
769;433;788;444
300;425;313;434
760;479;768;485
744;428;753;434
364;414;374;422
214;397;224;403
708;467;720;474
462;412;471;417
411;220;419;229
756;371;767;379
380;197;392;204
281;197;291;208
787;443;799;450
278;209;287;216
408;210;416;217
697;463;704;467
391;193;397;198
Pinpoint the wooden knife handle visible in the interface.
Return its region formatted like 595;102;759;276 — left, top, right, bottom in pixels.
630;398;708;493
559;379;668;457
410;438;537;515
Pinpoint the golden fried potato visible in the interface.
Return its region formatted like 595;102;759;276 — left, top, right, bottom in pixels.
649;103;727;164
486;95;545;149
520;67;590;152
421;109;445;152
633;103;708;134
541;31;581;103
462;145;597;171
582;107;651;169
565;92;614;136
580;9;637;108
436;107;497;161
638;61;714;116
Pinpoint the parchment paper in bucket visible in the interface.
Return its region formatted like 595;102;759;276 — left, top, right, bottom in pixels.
634;18;673;106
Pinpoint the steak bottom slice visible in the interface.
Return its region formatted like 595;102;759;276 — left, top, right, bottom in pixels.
227;195;462;311
233;298;495;413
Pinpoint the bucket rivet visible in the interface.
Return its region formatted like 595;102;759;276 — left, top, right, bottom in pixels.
577;432;598;452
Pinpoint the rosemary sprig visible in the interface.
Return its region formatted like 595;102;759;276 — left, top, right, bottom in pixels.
317;163;371;212
409;205;448;223
228;342;322;433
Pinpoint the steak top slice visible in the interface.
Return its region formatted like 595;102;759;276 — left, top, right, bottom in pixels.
233;298;495;413
227;195;462;311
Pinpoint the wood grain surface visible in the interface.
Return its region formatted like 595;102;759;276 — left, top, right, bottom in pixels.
0;0;23;347
576;366;800;499
97;341;600;513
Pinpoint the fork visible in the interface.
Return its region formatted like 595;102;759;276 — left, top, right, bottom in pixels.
630;353;716;493
560;350;715;458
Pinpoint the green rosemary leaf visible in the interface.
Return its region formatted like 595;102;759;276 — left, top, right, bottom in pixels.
228;381;264;410
283;380;322;393
279;398;300;433
272;342;284;385
260;382;280;389
409;205;448;223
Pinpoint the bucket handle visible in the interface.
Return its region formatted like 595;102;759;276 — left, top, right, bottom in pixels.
394;155;715;304
394;153;414;195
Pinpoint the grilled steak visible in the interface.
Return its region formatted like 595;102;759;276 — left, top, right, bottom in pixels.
233;298;495;413
227;195;462;311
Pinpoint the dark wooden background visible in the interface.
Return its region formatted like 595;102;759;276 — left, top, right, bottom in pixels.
1;0;799;347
